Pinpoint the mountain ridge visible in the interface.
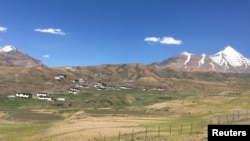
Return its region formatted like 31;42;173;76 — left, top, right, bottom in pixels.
156;46;250;73
0;44;250;95
0;45;46;67
0;44;250;73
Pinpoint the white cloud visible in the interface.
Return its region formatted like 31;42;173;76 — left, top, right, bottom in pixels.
43;54;50;58
0;26;7;32
144;37;160;43
160;36;182;45
34;28;66;35
144;36;182;45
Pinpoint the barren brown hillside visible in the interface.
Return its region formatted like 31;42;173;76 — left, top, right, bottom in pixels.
0;64;250;95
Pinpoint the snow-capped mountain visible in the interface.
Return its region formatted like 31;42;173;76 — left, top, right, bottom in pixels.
0;45;18;52
211;46;250;70
156;46;250;73
0;45;45;67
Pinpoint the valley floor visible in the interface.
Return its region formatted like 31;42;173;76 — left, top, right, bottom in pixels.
1;89;250;141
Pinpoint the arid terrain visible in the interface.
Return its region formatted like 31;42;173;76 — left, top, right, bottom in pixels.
1;1;250;140
1;65;250;95
0;65;250;141
1;86;250;141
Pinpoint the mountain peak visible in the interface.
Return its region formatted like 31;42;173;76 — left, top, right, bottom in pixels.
155;45;250;73
220;45;241;56
224;45;234;50
0;45;45;67
212;46;241;59
0;45;18;53
180;51;192;56
210;45;249;68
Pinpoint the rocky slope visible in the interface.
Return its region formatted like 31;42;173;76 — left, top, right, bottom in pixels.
155;46;250;73
0;45;45;67
0;45;250;95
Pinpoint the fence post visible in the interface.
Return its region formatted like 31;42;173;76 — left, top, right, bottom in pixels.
191;123;193;134
170;125;172;135
158;127;160;138
201;121;203;130
226;115;229;124
232;113;235;122
132;128;134;140
181;124;183;134
118;132;120;141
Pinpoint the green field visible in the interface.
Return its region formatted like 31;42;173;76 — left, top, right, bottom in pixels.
0;89;250;141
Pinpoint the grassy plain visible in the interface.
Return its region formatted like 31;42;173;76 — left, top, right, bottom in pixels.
0;89;250;141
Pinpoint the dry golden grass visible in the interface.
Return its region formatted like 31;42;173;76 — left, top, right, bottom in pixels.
0;65;250;141
44;116;145;141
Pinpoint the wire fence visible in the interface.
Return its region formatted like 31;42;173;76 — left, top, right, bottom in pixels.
90;110;250;141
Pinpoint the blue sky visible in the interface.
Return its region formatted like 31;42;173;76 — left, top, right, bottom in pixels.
0;0;249;67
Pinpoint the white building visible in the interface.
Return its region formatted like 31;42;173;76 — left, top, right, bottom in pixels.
37;92;49;97
16;93;32;98
120;86;132;90
57;98;65;101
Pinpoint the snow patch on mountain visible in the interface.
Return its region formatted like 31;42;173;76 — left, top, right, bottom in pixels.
0;45;45;67
181;52;192;65
210;46;250;69
156;45;250;73
198;53;206;67
0;45;17;53
209;62;215;71
181;51;192;56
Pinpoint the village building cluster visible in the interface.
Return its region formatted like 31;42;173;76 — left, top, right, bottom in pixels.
14;92;65;101
15;92;54;100
93;81;115;90
54;73;165;92
63;73;165;93
11;73;165;100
